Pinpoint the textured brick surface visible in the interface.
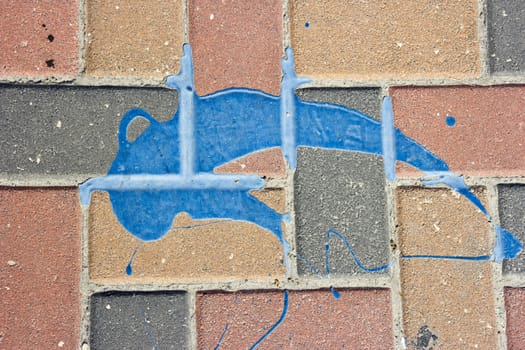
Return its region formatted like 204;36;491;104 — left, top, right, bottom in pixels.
498;185;525;274
290;0;480;79
89;191;285;283
295;150;389;276
294;88;388;277
0;85;178;179
189;0;282;96
397;187;491;257
214;148;287;179
0;0;79;76
86;0;183;77
0;188;81;349
197;289;393;349
392;86;525;176
505;288;525;350
401;260;497;349
488;0;525;73
90;292;188;350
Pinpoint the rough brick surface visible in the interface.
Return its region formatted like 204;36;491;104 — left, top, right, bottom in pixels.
505;288;525;350
488;0;525;73
397;187;491;257
0;188;81;349
290;0;480;79
295;150;389;276
392;86;525;176
0;85;178;179
498;185;525;274
197;289;393;349
86;0;183;77
214;148;287;179
90;292;188;350
0;0;79;76
401;260;497;349
189;0;283;96
89;191;285;283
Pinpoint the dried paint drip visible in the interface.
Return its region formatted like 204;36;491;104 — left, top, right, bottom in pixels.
330;286;341;299
213;324;229;350
445;115;456;126
249;289;289;350
126;245;140;276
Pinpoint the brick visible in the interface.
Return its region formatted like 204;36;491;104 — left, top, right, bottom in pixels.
89;191;285;283
0;85;178;180
86;0;183;77
397;187;491;257
0;1;79;76
498;185;525;274
488;0;525;74
189;0;283;96
295;149;389;277
0;188;81;349
391;86;525;176
90;291;188;349
290;0;480;79
505;288;525;349
401;260;497;349
197;289;393;349
214;148;287;179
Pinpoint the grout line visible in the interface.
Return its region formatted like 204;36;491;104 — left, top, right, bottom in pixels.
478;0;490;79
79;204;91;349
284;167;299;280
282;0;291;49
78;0;87;75
187;289;198;350
182;0;190;44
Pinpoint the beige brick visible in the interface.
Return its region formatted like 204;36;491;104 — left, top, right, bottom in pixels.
290;0;480;79
86;0;183;77
89;191;286;283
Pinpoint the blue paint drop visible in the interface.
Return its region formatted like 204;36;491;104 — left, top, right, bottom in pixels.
305;22;310;28
445;115;456;127
126;246;140;276
330;286;341;299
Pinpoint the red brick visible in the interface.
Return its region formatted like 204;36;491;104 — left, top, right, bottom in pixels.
214;148;287;179
189;0;283;96
197;289;393;349
392;86;525;176
505;288;525;349
0;0;79;76
0;188;81;349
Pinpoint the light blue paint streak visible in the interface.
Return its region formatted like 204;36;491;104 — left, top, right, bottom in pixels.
141;305;159;350
381;96;396;182
249;290;289;350
325;229;392;276
402;255;491;261
214;324;229;350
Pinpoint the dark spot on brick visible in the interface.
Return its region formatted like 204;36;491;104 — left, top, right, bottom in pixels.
47;34;54;42
42;24;46;28
414;325;439;350
45;59;55;68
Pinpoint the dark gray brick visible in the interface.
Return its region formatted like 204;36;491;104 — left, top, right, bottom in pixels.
296;87;381;119
487;0;525;73
294;88;388;277
0;85;178;180
498;184;525;274
90;291;189;350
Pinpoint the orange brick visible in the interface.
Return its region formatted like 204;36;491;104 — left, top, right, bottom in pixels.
85;0;183;77
88;191;286;283
214;148;287;179
397;187;491;257
290;0;480;79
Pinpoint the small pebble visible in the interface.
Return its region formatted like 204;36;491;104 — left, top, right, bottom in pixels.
7;260;16;266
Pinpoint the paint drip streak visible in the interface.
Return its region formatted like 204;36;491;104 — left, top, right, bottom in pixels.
214;324;229;350
249;290;289;349
402;254;491;261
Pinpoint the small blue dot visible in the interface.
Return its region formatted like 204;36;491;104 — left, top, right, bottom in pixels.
445;115;456;127
305;22;310;28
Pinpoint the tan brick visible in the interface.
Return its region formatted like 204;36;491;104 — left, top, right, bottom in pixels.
290;0;480;79
85;0;183;77
89;191;285;283
397;187;491;257
401;260;497;349
214;148;287;179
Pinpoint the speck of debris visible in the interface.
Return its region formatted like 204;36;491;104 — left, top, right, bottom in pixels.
45;59;55;68
7;260;16;266
47;34;54;42
415;325;439;350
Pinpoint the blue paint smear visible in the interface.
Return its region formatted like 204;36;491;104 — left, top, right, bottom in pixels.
249;289;289;350
330;286;341;299
494;225;523;263
446;115;456;127
214;324;229;350
141;305;159;350
126;245;140;276
402;255;491;261
325;229;392;275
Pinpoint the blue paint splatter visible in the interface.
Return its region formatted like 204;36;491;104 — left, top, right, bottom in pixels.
402;254;491;261
126;245;140;276
249;290;289;350
214;324;229;350
330;286;341;299
304;22;310;28
445;115;456;127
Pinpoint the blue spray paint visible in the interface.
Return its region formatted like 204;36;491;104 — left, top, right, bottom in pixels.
445;115;456;127
126;245;140;276
249;290;289;350
214;324;229;350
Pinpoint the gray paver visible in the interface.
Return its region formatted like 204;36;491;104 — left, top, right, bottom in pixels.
90;292;189;350
0;85;178;180
294;88;389;277
498;184;525;274
487;0;525;73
